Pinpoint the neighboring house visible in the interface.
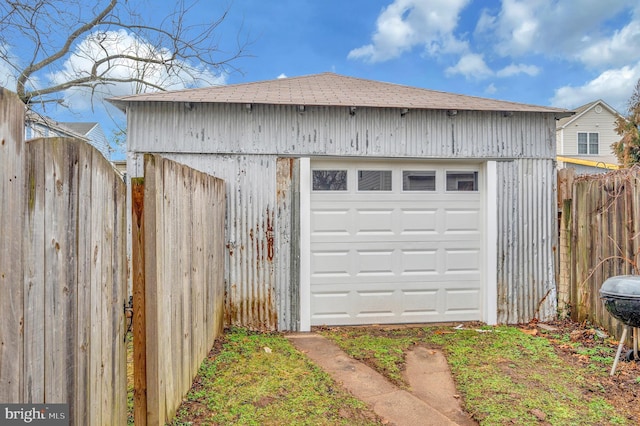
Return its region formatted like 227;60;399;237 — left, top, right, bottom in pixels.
110;72;570;331
25;111;111;159
556;100;622;173
60;122;111;160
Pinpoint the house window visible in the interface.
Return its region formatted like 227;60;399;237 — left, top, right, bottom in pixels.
578;132;599;155
446;171;478;192
358;170;392;191
403;171;436;191
312;170;347;191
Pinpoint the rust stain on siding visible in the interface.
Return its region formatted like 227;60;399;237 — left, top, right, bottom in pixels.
266;208;274;262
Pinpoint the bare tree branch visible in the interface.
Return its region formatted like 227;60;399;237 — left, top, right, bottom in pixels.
0;0;249;108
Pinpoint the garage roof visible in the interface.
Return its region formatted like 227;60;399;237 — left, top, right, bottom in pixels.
109;72;567;114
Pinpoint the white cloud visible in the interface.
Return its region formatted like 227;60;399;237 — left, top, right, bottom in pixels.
578;20;640;68
48;30;226;111
277;73;288;79
550;63;640;113
478;0;638;66
496;63;540;77
445;53;492;79
485;83;498;94
0;44;20;92
348;0;471;63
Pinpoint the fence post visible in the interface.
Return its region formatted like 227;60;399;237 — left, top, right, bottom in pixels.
556;168;575;319
131;178;147;426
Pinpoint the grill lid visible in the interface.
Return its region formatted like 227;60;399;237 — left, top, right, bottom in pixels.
600;275;640;298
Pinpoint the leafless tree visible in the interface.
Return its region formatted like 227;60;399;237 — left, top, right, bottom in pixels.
0;0;249;110
612;79;640;167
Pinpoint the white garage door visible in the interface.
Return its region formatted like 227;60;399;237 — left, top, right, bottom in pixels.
310;160;483;326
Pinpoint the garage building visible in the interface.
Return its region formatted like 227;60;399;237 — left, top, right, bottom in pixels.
111;73;568;331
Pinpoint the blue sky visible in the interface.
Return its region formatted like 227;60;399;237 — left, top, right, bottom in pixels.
221;0;640;111
3;0;640;158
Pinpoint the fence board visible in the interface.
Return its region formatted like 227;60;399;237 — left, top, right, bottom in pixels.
142;154;161;426
132;178;148;426
141;154;225;424
75;144;93;422
24;136;45;403
0;88;26;402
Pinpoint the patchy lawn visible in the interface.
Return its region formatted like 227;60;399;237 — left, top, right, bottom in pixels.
127;321;640;425
167;328;383;425
321;321;640;425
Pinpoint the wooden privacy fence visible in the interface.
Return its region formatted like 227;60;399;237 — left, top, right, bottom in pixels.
558;166;640;338
1;88;226;425
132;154;226;425
0;89;128;424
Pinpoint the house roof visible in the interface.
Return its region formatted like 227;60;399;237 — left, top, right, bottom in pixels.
556;99;621;129
25;111;89;141
109;72;568;114
60;122;98;136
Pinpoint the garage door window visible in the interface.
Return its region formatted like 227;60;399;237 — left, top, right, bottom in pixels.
446;171;478;191
403;170;436;191
312;170;347;191
358;170;392;191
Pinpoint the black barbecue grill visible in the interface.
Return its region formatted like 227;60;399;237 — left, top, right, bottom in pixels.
600;275;640;375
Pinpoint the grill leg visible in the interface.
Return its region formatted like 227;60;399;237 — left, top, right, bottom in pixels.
610;326;629;376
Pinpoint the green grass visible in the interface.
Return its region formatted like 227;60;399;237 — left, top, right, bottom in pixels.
321;325;629;425
168;328;383;426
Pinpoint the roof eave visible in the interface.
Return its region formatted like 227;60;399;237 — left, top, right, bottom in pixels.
108;97;568;115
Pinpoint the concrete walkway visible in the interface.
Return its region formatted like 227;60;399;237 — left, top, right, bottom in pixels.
287;333;476;426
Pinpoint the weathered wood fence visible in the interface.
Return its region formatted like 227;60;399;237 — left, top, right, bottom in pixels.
558;166;640;338
0;88;227;425
0;89;128;424
132;154;226;425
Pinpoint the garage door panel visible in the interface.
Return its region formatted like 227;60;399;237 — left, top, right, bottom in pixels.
356;249;395;276
444;208;482;233
399;208;439;234
311;291;350;320
401;249;439;275
311;209;351;235
311;250;351;277
401;289;439;315
444;288;482;313
356;209;395;235
444;248;481;273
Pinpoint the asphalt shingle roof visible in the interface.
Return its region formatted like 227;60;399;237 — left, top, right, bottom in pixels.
109;72;567;114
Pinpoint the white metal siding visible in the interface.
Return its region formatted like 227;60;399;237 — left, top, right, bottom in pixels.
496;159;557;323
127;103;556;159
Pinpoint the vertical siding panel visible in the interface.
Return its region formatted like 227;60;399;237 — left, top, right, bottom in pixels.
276;158;298;330
496;159;557;323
